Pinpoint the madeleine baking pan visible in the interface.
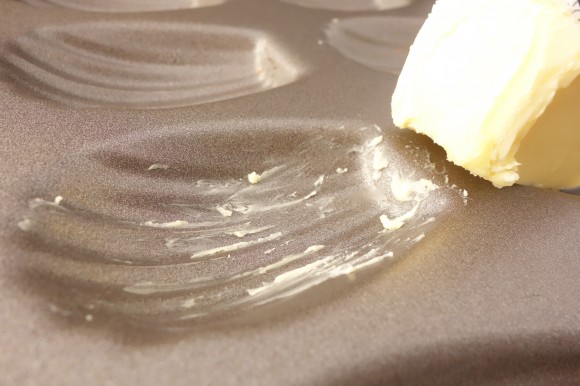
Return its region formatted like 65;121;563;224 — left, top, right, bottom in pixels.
0;0;579;384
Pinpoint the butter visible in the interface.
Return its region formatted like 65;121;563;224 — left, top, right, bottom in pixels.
248;171;262;184
392;0;580;188
379;174;438;231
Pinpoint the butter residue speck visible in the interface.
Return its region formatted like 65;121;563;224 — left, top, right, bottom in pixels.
369;135;383;148
190;232;283;259
216;205;233;217
390;174;438;202
18;219;32;231
248;172;262;184
380;174;439;231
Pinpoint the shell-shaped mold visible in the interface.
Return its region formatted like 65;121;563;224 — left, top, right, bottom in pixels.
15;120;454;329
2;22;303;109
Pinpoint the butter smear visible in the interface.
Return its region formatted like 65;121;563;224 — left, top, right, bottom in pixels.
392;0;580;189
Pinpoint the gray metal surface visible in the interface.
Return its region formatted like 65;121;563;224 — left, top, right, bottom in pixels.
0;0;579;385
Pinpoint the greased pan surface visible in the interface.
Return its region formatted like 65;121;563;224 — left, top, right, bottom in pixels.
0;0;579;385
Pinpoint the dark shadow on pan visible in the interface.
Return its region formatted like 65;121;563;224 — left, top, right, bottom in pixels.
323;332;580;386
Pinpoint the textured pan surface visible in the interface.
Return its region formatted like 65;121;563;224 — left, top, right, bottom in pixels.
0;0;579;385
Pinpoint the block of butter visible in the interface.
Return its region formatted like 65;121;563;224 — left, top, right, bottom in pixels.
392;0;580;188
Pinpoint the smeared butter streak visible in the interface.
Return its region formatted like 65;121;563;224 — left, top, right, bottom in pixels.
196;179;243;190
314;175;325;187
164;223;275;248
141;220;195;228
361;128;389;181
190;232;283;259
368;135;383;148
148;164;170;171
372;146;389;171
181;298;196;308
221;171;325;218
316;196;336;219
334;252;395;282
410;217;436;230
380;174;439;231
412;233;425;243
216;206;233;217
246;256;334;296
390;174;438;202
246;248;394;301
225;225;275;238
48;303;72;317
355;251;394;269
228;166;287;200
233;190;318;215
125;246;324;297
124;277;214;295
29;196;65;210
124;265;261;296
380;204;419;231
258;245;325;274
371;145;389;181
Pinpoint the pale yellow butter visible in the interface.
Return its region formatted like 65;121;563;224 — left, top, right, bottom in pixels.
392;0;580;188
248;171;262;184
